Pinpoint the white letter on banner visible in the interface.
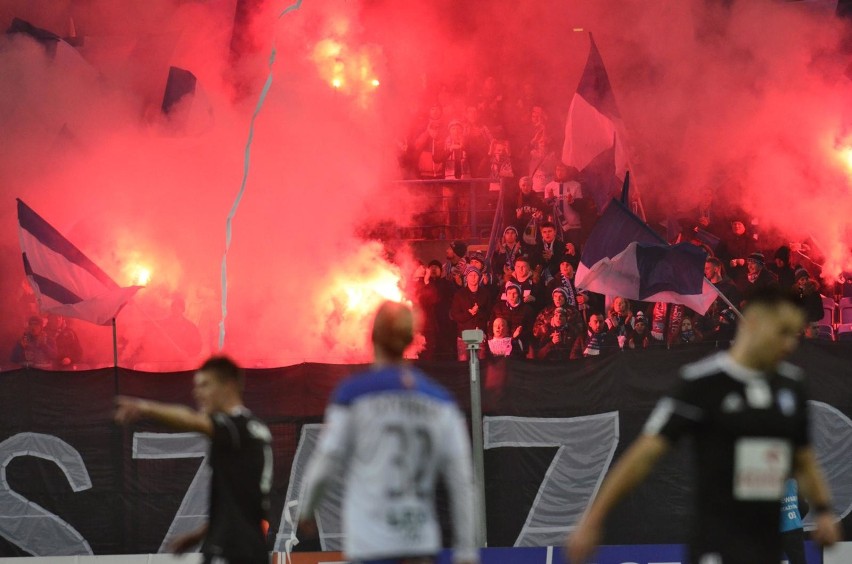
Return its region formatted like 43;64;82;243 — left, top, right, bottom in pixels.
484;413;620;547
804;401;852;528
132;432;210;552
0;432;93;555
274;424;346;552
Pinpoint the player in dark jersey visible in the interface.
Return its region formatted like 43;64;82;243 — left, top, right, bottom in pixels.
115;356;273;564
566;288;841;564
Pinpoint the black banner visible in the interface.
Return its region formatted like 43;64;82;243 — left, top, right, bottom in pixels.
1;342;850;555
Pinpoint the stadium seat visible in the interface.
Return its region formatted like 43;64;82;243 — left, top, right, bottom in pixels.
816;324;835;341
839;297;852;324
820;296;836;327
837;323;852;342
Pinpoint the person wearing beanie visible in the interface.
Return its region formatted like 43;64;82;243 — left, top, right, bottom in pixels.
491;282;534;346
793;269;824;324
735;251;778;297
449;263;493;361
718;217;755;285
626;310;652;350
533;286;584;346
466;250;495;293
442;240;469;287
493;225;523;281
770;246;796;289
507;255;544;310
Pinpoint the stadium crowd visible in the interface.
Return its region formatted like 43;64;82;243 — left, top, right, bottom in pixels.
396;75;850;361
9;75;852;368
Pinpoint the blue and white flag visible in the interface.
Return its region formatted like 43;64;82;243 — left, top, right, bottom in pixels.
17;199;141;325
562;34;632;215
576;199;717;314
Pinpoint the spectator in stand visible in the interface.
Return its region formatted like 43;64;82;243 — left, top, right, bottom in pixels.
515;176;547;244
415;259;456;360
681;187;726;240
486;317;525;359
572;312;617;359
536;287;585;340
484;140;514;208
159;297;203;366
544;163;584;246
793;269;824;326
720;218;755;283
491;283;534;342
700;257;742;337
493;226;524;282
443;240;468;287
10;315;56;367
450;265;493;361
770;246;797;290
475;76;506;140
507;255;543;310
462;105;493;174
606;297;635;350
44;313;82;368
411;106;446;237
533;221;566;282
412;105;445;179
436;120;473;239
535;307;576;361
736;252;779;298
676;315;703;346
546;260;583;309
626;311;651;350
526;106;558;180
705;307;739;344
466;250;494;293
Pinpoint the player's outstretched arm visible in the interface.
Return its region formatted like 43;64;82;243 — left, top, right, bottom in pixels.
114;396;213;436
794;447;842;547
565;434;669;564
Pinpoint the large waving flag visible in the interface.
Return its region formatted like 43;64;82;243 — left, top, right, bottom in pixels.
575;200;717;314
562;34;633;215
17;199;141;325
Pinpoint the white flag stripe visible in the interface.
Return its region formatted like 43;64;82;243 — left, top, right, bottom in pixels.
575;243;716;315
20;229;114;300
562;94;616;171
642;279;718;315
35;286;142;326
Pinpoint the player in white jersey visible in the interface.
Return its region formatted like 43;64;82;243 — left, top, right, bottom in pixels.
299;301;479;564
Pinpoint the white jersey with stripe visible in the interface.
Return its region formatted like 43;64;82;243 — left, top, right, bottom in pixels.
300;365;477;562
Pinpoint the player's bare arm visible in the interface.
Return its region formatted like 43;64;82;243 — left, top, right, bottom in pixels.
794;447;842;547
114;396;213;436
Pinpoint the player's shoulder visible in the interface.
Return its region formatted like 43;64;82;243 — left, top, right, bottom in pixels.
332;365;455;407
775;361;804;382
679;352;728;381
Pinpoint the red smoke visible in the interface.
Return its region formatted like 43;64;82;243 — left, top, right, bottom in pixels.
0;0;850;369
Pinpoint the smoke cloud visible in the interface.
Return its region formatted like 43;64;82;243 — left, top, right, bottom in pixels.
0;0;850;368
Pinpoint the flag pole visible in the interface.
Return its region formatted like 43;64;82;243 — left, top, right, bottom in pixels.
620;170;630;205
703;278;744;320
112;318;119;394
